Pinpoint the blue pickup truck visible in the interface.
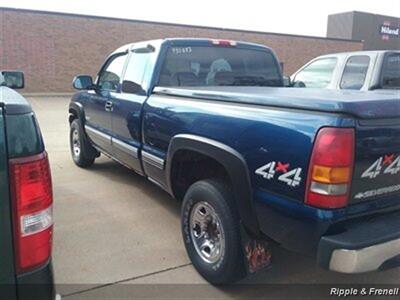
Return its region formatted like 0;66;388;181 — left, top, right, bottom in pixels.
69;38;400;284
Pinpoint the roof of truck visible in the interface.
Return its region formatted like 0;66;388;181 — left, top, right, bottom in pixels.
111;38;273;55
0;87;32;114
314;50;400;58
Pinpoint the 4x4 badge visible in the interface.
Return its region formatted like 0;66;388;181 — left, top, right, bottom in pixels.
361;154;400;179
255;161;302;187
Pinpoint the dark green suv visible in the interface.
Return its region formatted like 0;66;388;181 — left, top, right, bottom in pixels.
0;71;55;300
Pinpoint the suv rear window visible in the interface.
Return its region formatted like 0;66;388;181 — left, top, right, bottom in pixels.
158;46;282;87
381;53;400;89
6;113;43;158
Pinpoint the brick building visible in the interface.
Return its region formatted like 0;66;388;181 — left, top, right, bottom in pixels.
0;7;363;93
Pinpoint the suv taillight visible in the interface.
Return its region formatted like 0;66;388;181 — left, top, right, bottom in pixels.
9;152;53;274
305;128;355;209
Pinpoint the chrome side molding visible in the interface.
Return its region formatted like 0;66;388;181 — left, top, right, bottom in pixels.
141;151;164;170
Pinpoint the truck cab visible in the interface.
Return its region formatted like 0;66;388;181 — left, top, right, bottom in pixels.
291;50;400;91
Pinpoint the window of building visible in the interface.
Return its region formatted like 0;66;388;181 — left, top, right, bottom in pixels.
340;55;370;90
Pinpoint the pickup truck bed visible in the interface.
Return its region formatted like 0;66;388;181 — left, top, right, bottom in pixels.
154;86;400;119
149;86;400;254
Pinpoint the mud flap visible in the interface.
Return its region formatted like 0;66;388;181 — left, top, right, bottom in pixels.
240;225;272;274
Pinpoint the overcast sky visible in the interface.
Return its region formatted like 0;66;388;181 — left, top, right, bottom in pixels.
1;0;399;37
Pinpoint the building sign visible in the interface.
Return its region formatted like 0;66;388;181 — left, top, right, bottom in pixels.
380;22;399;40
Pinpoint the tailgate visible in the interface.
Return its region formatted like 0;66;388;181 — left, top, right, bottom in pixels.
0;106;17;298
350;118;400;204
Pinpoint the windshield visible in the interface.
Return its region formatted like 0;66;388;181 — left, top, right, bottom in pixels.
381;53;400;89
158;45;282;87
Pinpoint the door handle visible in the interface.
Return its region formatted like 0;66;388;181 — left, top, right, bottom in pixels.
105;101;113;112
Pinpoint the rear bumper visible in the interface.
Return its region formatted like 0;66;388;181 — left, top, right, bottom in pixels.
329;238;400;273
318;211;400;273
17;260;55;300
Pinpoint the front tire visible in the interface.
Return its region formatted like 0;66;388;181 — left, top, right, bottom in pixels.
181;179;246;284
70;119;96;168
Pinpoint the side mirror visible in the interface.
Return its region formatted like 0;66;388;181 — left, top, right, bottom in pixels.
282;76;291;87
292;80;306;88
121;80;144;94
0;71;24;89
73;75;94;90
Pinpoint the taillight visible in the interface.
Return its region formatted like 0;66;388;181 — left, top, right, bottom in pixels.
305;128;355;209
9;152;53;274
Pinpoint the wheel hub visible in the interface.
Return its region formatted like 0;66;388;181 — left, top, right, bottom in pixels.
72;129;81;157
189;201;225;264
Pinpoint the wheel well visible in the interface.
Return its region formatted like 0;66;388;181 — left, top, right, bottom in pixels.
170;150;231;201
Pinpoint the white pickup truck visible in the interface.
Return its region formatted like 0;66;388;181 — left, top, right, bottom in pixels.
291;50;400;91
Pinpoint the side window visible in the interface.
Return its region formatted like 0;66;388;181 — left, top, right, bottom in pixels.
295;58;337;88
122;50;152;94
381;53;400;89
340;56;370;90
97;54;127;91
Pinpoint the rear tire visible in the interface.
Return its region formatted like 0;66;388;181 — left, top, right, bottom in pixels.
70;119;96;168
181;179;246;284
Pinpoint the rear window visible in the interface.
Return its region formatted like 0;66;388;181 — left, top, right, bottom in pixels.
381;53;400;89
6;113;43;158
158;46;282;87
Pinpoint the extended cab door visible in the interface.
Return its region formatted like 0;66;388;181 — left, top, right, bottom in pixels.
338;54;374;91
111;45;157;174
0;107;17;299
84;52;128;155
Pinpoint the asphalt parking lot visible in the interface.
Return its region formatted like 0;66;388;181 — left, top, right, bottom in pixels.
28;95;400;299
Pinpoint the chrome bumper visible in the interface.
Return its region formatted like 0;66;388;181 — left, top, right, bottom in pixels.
329;237;400;273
